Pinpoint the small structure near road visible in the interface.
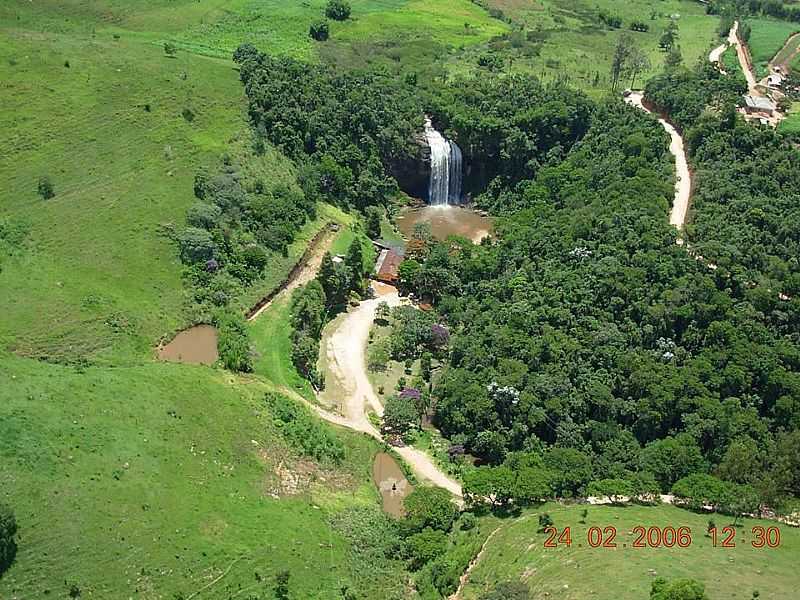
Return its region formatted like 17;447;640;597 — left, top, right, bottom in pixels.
767;72;785;88
373;246;403;284
743;94;776;116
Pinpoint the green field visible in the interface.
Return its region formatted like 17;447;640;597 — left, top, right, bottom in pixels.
461;503;800;600
779;101;800;133
0;352;393;599
746;18;800;77
449;0;718;95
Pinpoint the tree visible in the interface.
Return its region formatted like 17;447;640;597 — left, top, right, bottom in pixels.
626;46;651;89
665;45;683;69
479;581;530;600
512;467;553;505
178;227;216;263
325;0;351;21
463;466;514;509
37;176;54;200
403;486;458;532
0;503;17;576
405;528;447;570
345;239;365;294
640;435;707;491
650;577;709;600
310;20;330;41
365;206;382;238
537;513;553;532
382;394;418;436
610;33;634;91
318;252;349;309
543;447;593;497
717;436;762;485
659;20;679;51
420;352;433;381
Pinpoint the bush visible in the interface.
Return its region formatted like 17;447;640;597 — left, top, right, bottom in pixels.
325;0;351;21
479;581;530;600
37;176;54;200
405;528;448;570
266;392;344;463
215;311;253;372
403;486;458;533
310;20;330;41
0;503;17;576
178;227;216;263
186;201;222;230
164;42;177;56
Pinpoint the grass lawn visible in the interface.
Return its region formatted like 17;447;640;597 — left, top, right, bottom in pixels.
779;102;800;133
462;502;800;599
746;18;800;77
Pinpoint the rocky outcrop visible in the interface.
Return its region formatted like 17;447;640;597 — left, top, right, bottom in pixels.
390;131;431;200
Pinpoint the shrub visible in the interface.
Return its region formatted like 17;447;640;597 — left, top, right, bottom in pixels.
178;227;216;263
186;201;222;230
181;107;195;122
325;0;351;21
164;42;177;56
37;176;54;200
265;392;345;463
405;528;448;570
403;486;458;533
0;503;17;576
310;20;330;41
215;311;253;372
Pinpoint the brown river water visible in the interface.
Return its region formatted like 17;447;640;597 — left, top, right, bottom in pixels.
372;452;413;517
396;206;492;244
157;324;219;365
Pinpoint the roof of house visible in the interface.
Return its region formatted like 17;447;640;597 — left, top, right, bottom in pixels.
744;95;775;111
374;248;403;281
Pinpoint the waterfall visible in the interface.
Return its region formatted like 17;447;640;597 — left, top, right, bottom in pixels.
424;118;462;206
448;140;462;204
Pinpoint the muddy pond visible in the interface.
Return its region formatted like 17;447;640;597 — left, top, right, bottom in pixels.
396;206;492;244
372;452;413;517
157;324;219;365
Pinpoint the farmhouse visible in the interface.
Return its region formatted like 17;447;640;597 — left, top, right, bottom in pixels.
373;247;403;284
743;95;776;116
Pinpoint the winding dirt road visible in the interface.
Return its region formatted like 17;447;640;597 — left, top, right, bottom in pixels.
729;21;760;94
625;92;691;230
317;282;463;496
247;226;337;321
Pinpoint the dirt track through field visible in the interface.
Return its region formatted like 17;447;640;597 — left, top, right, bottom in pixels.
246;225;337;321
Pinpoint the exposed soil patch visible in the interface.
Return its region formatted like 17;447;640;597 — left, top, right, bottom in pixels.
372;452;412;517
157;324;218;365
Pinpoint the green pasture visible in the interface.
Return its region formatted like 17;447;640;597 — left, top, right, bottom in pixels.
746;18;799;77
461;503;800;600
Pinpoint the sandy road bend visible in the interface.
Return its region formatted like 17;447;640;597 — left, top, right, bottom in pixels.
625;92;691;230
317;283;463;496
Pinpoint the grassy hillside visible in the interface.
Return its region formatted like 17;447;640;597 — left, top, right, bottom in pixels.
462;503;800;600
746;18;800;77
0;353;400;599
451;0;718;95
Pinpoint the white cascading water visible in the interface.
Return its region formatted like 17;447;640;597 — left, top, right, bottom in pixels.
424;118;462;206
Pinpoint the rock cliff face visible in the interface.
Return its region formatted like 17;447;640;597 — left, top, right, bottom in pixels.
390;131;431;200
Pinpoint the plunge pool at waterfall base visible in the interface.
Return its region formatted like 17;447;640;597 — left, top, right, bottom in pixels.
396;206;493;244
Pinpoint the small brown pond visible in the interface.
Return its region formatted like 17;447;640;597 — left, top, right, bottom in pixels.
396;206;493;244
372;452;413;517
157;325;219;365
